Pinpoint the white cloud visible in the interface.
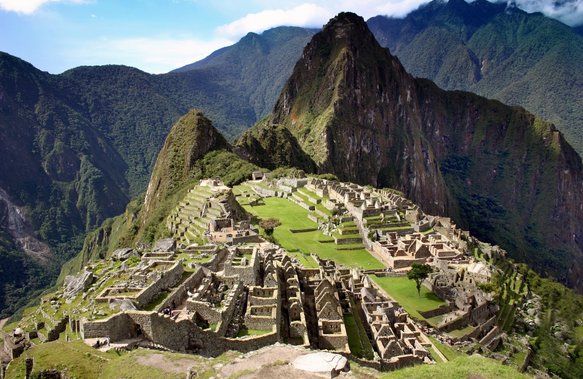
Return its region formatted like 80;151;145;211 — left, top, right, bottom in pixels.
375;0;433;18
215;3;333;39
508;0;583;26
72;37;235;74
0;0;86;14
214;1;436;40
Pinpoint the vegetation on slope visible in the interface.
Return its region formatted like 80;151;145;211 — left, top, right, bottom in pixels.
367;0;583;156
61;113;262;277
244;11;583;292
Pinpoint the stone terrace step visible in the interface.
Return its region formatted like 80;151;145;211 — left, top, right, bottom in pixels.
206;208;223;217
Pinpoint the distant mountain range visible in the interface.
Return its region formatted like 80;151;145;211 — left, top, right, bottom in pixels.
0;27;314;318
368;0;583;156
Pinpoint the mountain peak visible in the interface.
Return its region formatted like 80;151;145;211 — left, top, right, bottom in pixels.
242;12;583;290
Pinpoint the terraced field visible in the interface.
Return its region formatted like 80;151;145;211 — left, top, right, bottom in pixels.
235;186;383;269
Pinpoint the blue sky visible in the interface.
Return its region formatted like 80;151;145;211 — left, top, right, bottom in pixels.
1;0;582;74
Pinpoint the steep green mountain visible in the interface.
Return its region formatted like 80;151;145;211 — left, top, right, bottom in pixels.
236;12;583;291
62;110;262;277
0;26;312;318
0;53;130;318
367;0;583;156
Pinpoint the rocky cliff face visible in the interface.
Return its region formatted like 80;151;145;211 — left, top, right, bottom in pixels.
367;0;583;157
238;12;583;289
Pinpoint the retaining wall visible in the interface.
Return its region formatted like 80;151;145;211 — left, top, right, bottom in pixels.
289;228;318;233
82;310;280;356
134;261;184;307
199;247;228;271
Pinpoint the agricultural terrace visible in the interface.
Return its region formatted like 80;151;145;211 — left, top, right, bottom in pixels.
235;188;383;269
371;275;446;321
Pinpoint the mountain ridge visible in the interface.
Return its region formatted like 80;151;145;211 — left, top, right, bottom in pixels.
367;0;583;156
237;11;583;290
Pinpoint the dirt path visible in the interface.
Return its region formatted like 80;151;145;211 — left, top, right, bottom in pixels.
134;353;199;373
0;318;8;331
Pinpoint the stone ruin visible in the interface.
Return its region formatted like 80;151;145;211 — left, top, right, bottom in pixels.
1;176;527;375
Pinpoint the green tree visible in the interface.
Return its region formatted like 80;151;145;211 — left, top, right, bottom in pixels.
407;263;433;298
259;218;282;236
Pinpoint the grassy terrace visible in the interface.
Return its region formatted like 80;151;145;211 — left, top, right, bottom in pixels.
371;276;445;321
297;187;325;202
238;194;382;268
345;297;375;359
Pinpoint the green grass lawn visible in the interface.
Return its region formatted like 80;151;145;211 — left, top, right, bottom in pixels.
371;276;445;320
448;325;476;338
344;297;375;360
427;335;462;361
240;196;382;268
380;355;530;379
427;346;444;363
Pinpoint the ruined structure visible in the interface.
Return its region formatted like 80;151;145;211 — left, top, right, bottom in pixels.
2;176;523;375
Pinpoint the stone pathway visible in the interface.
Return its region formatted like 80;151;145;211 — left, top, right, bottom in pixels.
0;318;8;331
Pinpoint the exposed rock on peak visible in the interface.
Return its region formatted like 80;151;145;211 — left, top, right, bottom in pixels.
143;110;230;223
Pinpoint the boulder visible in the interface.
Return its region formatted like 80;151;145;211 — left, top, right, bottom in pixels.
292;352;348;378
135;241;151;250
113;248;140;261
153;238;177;253
63;271;94;299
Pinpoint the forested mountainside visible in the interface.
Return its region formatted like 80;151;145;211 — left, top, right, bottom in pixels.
0;27;313;318
236;12;583;292
367;0;583;156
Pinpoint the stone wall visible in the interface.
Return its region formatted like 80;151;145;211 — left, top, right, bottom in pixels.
308;214;322;224
46;316;69;342
133;261;184;307
314;209;329;219
381;354;423;372
373;272;407;278
244;306;278;330
352;207;382;220
253;186;277;197
224;249;260;286
83;310;280;356
437;313;470;333
230;234;263;245
288;228;318;233
287;196;315;211
277;184;295;193
418;305;451;319
333;236;362;245
188;300;222;324
81;312;135;341
318;320;349;351
479;325;500;346
157;268;206;312
199;247;228;271
278;178;308;188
